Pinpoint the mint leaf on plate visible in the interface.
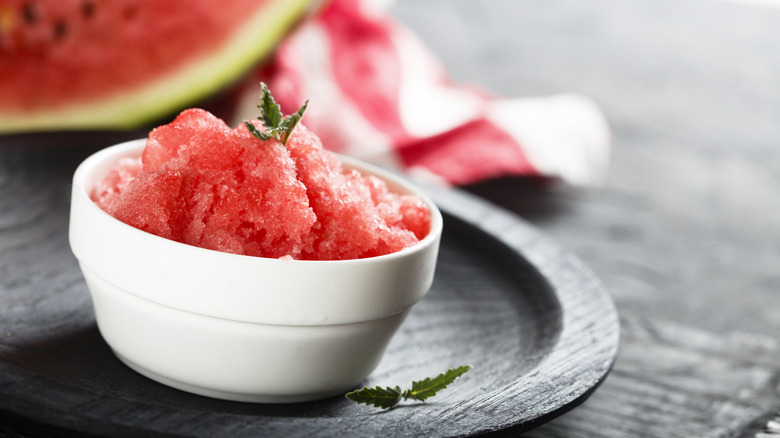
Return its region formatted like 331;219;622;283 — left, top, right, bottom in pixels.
346;365;473;410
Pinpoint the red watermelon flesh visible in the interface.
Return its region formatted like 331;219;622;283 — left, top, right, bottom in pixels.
92;109;432;261
0;0;317;132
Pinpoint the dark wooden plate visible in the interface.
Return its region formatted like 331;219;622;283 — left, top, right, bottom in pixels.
0;168;619;436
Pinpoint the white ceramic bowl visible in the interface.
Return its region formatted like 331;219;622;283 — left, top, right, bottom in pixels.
69;139;442;403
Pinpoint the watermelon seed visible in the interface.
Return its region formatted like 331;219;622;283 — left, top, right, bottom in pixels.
22;2;37;25
82;1;95;19
53;19;67;40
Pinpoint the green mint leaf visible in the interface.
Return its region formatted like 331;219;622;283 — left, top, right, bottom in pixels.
346;365;472;410
258;82;282;132
345;385;402;409
243;121;271;141
402;365;473;402
245;83;308;146
279;99;309;144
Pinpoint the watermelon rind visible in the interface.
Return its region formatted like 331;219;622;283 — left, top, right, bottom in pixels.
0;0;319;134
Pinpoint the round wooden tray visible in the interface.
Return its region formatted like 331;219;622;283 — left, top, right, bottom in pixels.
0;150;619;436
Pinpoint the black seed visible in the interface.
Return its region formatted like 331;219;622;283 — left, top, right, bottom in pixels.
82;1;95;19
53;20;67;40
22;2;38;24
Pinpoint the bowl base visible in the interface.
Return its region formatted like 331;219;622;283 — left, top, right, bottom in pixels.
113;350;348;404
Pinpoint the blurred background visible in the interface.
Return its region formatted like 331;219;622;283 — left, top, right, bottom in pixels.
390;0;780;336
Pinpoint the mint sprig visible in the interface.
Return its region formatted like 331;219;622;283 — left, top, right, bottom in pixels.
244;82;308;146
346;365;472;410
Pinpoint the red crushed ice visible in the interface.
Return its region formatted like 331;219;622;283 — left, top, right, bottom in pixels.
92;108;431;260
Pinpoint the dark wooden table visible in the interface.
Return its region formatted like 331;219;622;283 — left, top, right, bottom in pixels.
390;0;780;436
1;0;779;436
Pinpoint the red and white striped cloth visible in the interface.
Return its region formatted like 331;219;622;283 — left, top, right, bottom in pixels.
239;0;611;187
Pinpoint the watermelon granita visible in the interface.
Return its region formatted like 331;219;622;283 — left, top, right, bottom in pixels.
91;87;431;261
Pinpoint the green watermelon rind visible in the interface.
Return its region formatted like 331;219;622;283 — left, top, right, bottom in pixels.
0;0;317;133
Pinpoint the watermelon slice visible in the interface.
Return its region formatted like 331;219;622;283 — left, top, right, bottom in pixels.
0;0;319;134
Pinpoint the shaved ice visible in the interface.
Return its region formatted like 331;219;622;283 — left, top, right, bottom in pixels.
92;108;431;261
